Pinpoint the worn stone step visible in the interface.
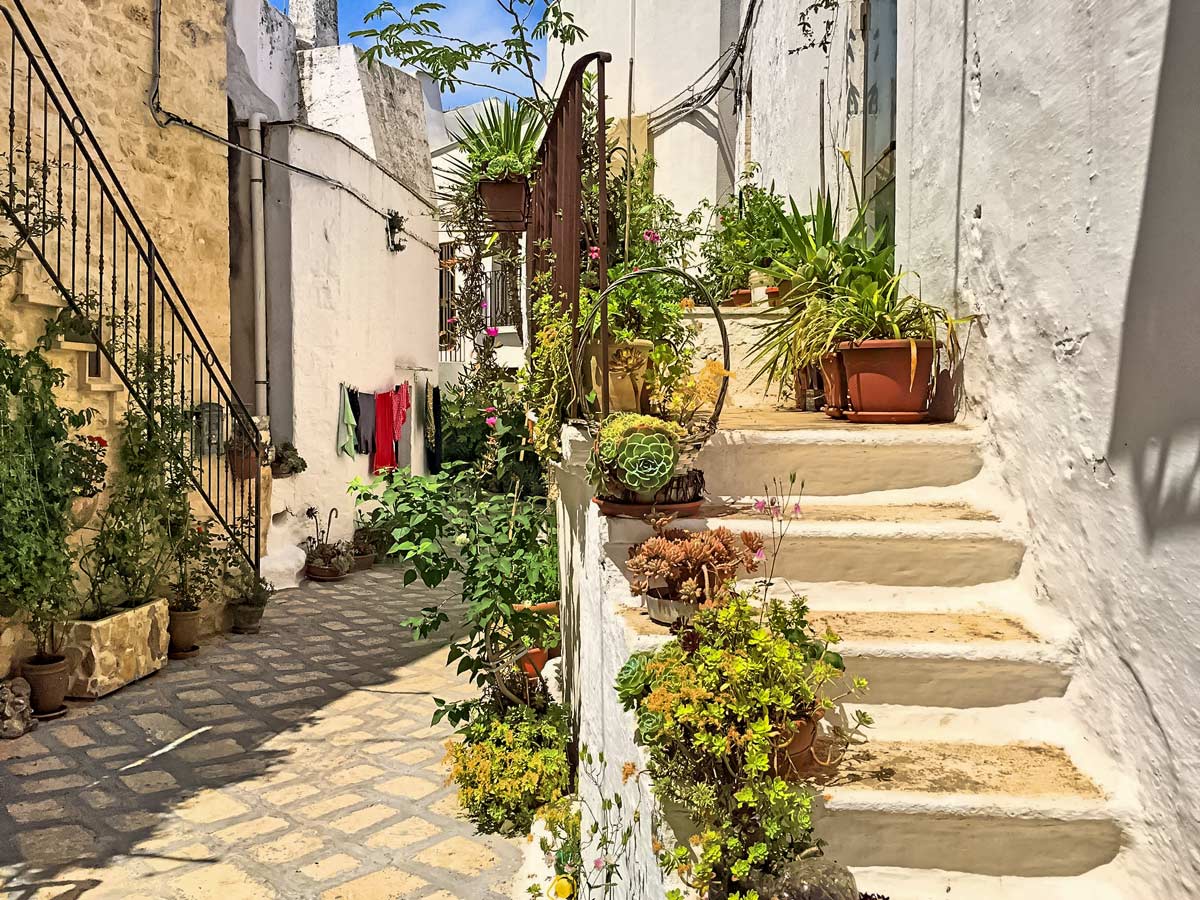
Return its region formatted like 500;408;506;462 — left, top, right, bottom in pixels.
812;738;1123;877
849;864;1128;900
606;501;1025;587
699;407;983;496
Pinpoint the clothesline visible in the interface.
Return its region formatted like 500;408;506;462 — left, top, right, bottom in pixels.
337;381;412;475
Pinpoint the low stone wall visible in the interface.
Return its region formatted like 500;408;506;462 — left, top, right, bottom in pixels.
687;304;785;410
64;600;169;699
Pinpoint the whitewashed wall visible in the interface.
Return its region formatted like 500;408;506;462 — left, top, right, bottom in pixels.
266;125;438;546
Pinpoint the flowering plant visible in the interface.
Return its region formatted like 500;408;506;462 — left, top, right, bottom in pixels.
64;434;108;498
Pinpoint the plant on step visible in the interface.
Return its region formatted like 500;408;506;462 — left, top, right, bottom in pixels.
0;335;92;658
697;166;788;299
615;592;871;897
626;516;763;611
444;694;571;834
588;414;685;501
302;506;353;575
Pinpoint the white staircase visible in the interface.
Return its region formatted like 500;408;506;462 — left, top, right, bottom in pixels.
611;404;1136;898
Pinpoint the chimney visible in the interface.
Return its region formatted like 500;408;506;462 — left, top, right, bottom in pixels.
292;0;339;49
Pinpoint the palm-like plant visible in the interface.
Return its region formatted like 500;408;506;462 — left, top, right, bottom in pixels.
440;100;546;191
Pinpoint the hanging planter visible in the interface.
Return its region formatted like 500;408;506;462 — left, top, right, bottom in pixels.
477;176;529;232
225;428;262;481
837;339;937;424
575;266;731;519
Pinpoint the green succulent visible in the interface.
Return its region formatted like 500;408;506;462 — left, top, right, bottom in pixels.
614;430;678;495
616;652;653;709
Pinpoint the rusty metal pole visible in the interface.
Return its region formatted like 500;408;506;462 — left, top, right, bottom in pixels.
597;60;610;418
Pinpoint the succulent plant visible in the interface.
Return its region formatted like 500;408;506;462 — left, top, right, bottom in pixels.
590;413;684;499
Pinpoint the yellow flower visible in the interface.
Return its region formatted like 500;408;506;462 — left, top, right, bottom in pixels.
549;874;575;898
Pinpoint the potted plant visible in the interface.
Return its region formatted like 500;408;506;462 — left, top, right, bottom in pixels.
166;518;222;659
349;532;377;572
226;427;262;481
20;595;72;719
699;169;786;308
626;518;763;625
303;506;353;581
230;567;274;635
63;434;107;527
450;101;542;232
615;592;871;895
270;441;307;479
587;413;704;517
517;611;562;680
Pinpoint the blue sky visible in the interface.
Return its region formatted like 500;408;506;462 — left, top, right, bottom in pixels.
271;0;549;110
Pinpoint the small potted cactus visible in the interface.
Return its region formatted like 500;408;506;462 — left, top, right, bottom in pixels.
587;413;705;518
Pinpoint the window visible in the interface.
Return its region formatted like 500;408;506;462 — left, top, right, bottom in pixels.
862;0;897;245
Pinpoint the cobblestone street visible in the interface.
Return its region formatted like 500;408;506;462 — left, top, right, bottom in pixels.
0;569;524;899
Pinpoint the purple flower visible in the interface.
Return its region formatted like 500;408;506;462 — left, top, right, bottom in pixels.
480;299;489;310
486;327;499;337
753;499;767;513
754;548;766;561
642;229;661;244
486;416;498;428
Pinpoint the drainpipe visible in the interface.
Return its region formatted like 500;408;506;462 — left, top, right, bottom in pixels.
248;113;269;418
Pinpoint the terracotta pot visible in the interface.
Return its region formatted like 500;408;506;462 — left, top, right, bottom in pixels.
724;288;752;307
227;447;261;481
837;339;936;423
477;177;528;232
69;495;99;528
351;551;376;572
232;605;266;635
587;339;654;414
819;352;849;419
305;563;349;582
168;609;201;655
773;709;826;779
518;647;550;679
22;656;69;718
514;601;560;615
593;497;704;520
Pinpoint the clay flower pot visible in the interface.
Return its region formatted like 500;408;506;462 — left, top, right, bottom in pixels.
724;288;752;307
227;446;261;481
837;339;936;423
518;647;550;679
21;656;69;718
168;609;202;656
477;177;528;232
351;551;376;572
773;708;826;780
232;605;266;635
819;352;849;419
305;563;349;582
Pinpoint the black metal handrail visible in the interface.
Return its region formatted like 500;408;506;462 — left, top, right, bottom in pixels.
0;0;260;572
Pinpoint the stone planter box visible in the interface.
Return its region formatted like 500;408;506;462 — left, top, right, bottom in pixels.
65;599;170;699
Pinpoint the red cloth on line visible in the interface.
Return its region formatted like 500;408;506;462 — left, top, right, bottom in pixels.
391;383;410;437
373;391;397;474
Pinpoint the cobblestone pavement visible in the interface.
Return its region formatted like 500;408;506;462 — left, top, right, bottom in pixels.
0;569;524;899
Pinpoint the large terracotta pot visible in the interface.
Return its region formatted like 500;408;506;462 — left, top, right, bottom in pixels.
227;447;261;481
837;339;935;424
773;708;826;780
22;656;69;718
588;339;654;414
477;177;528;232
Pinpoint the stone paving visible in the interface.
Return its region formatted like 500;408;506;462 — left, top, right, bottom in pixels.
0;568;524;899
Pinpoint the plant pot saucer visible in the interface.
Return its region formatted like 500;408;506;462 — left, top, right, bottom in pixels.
306;571;349;582
844;410;930;424
593;497;704;519
32;705;68;721
232;625;262;635
169;645;200;660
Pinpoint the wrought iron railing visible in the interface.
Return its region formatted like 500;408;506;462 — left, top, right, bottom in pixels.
440;262;520;364
0;0;261;572
526;52;612;415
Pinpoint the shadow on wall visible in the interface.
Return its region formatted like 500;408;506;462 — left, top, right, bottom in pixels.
1108;0;1200;548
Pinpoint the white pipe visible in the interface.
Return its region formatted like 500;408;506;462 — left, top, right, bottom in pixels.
248;113;269;418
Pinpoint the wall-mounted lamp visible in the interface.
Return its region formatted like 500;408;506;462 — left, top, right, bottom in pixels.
386;210;407;252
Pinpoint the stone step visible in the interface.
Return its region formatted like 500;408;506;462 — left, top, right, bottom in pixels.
812;737;1123;877
699;408;983;496
606;501;1025;587
616;600;1071;708
850;864;1128;900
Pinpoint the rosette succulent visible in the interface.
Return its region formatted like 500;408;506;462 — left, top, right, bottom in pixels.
589;414;684;500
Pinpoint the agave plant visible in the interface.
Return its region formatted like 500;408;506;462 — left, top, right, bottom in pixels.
439;100;546;191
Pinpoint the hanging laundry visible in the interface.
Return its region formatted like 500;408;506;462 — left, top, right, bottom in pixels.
391;382;410;440
355;391;376;456
337;384;357;457
373;391;397;474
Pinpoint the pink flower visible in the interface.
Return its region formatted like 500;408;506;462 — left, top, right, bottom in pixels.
593;858;605;870
753;499;767;513
485;416;498;428
447;316;457;324
589;246;601;260
486;327;499;337
642;229;661;244
754;548;766;561
485;406;496;413
480;299;489;309
792;502;803;517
